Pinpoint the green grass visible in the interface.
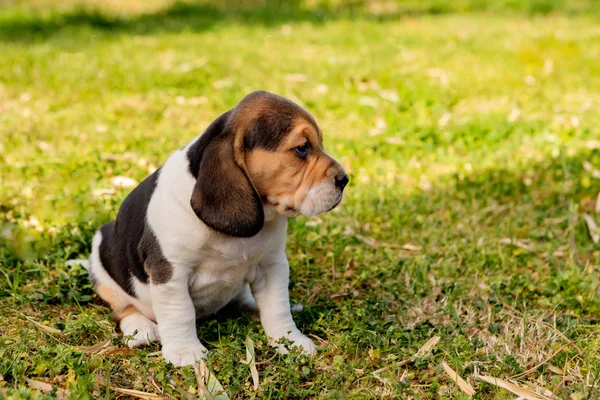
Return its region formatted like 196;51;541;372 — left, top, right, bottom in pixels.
2;0;600;398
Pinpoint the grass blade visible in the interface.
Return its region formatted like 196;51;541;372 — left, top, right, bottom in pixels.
441;362;475;396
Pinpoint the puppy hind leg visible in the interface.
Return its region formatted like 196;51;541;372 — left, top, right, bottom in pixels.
95;282;159;347
236;284;260;320
119;307;160;348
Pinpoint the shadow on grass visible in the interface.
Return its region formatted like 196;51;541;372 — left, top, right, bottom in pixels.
0;0;596;43
0;1;405;43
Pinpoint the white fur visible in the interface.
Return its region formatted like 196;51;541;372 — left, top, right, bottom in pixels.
299;182;343;216
89;135;318;366
121;312;159;348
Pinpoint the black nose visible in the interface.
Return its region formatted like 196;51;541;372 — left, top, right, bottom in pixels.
335;173;349;189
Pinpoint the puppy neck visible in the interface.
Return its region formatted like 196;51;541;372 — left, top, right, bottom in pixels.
263;203;278;222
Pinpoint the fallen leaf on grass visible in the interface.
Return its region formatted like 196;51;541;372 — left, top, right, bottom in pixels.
372;335;440;376
109;387;167;400
285;73;308;82
111;176;138;189
583;162;600;179
26;378;70;399
498;238;535;252
547;365;564;375
474;374;551;400
401;243;421;251
92;188;116;197
24;315;61;335
193;359;230;400
587;140;600;149
353;233;420;252
441;362;475;396
582;213;599;243
245;337;260;390
414;336;440;358
167;378;195;400
65;259;89;269
74;337;125;356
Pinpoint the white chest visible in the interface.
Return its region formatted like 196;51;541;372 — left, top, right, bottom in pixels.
186;236;267;317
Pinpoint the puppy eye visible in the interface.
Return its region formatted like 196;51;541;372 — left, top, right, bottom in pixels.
293;142;311;158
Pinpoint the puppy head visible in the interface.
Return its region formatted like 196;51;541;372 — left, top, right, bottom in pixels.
240;92;348;217
189;91;348;237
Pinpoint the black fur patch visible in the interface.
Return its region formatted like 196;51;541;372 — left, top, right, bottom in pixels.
98;169;160;296
139;225;173;284
187;110;232;179
243;113;296;151
187;109;264;237
190;134;264;237
243;94;317;151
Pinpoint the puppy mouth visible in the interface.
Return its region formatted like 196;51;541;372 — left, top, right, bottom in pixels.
326;193;343;212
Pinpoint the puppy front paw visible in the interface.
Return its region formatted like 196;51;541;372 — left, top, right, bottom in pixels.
120;313;160;348
162;341;208;366
273;331;317;355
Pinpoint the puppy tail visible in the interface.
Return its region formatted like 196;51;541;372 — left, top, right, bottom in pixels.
65;259;90;270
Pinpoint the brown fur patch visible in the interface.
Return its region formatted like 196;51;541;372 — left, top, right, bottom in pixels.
112;305;139;322
95;283;138;322
246;118;343;214
96;283;121;310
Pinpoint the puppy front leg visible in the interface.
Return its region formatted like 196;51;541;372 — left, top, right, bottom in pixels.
252;255;316;354
151;277;207;366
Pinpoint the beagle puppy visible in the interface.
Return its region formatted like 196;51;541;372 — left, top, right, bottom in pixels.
88;91;349;366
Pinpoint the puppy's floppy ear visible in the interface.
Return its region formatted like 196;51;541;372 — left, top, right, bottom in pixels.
189;112;264;237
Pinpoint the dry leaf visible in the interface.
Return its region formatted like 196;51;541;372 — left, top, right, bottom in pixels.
109;387;166;400
425;68;450;86
414;336;440;359
353;233;420;252
386;137;405;145
498;238;535;252
24;316;62;335
438;112;451;127
475;375;550;400
401;244;421;251
587;140;600;149
245;337;260;390
582;213;599;243
75;338;113;354
26;378;70;399
212;79;232;89
441;362;475;396
194;359;230;400
547;365;563;375
583;161;600;178
285;73;308;82
65;259;89;269
596;192;600;214
508;108;521;122
111;176;138;189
